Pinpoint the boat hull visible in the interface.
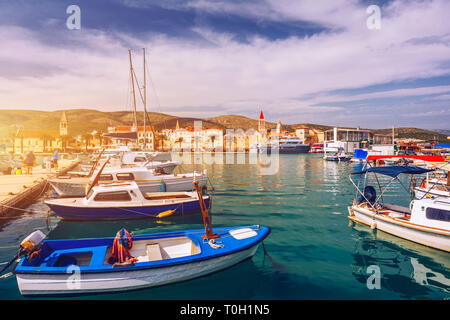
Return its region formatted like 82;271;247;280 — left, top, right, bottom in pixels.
46;197;210;221
324;156;350;161
257;145;311;154
278;145;311;154
414;187;449;202
348;205;450;252
16;244;257;296
14;226;270;296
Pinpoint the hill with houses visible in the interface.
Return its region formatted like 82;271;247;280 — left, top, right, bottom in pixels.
0;109;447;143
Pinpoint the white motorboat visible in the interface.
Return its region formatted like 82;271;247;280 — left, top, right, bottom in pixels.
45;181;210;220
49;167;208;197
414;171;449;201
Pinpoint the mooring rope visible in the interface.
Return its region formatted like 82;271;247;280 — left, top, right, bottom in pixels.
0;202;51;215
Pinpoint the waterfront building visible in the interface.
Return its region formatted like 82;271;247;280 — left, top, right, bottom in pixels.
202;127;224;152
295;127;310;143
106;125;155;150
8;112;70;154
324;127;394;155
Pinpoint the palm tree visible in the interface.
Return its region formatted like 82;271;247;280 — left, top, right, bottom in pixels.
176;137;183;151
41;133;53;153
210;135;216;152
8;125;18;154
157;133;168;151
82;133;92;152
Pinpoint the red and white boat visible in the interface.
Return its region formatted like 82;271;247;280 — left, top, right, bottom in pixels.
310;143;324;153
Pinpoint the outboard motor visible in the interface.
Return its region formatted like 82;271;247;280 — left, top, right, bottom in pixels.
358;186;377;205
0;230;46;276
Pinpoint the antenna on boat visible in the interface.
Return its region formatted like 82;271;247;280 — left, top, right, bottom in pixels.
86;156;111;196
193;181;219;240
87;149;105;178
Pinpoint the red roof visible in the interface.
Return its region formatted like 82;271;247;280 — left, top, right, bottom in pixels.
259;109;264;120
114;126;154;132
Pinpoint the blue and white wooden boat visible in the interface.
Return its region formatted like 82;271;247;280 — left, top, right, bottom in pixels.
13;225;270;296
44;181;210;221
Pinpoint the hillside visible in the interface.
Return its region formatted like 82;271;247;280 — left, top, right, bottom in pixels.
0;109;447;143
373;127;448;143
206;115;278;131
0;109;177;137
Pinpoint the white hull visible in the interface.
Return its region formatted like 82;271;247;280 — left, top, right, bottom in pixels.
348;205;450;252
414;187;449;202
16;244;259;296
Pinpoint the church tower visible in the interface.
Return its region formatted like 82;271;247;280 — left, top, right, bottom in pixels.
258;109;265;133
60;111;68;136
276;119;281;136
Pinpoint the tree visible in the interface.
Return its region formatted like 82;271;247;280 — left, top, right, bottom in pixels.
156;133;168;151
210;135;216;151
82;133;92;152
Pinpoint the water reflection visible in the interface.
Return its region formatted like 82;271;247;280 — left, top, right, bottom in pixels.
351;225;450;298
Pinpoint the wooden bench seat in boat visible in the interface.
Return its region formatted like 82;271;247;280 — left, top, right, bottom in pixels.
143;192;192;201
147;243;163;261
382;203;411;215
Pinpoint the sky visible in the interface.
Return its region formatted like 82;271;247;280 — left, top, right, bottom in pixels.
0;0;449;129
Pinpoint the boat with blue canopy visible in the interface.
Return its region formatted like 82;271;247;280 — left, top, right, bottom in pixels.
348;165;450;252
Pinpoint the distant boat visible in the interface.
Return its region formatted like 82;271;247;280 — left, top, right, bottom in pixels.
324;148;351;161
251;136;310;154
414;171;450;202
79;152;179;175
45;181;210;221
310;143;324;153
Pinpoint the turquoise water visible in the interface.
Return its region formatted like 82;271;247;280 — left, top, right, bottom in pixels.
0;154;449;299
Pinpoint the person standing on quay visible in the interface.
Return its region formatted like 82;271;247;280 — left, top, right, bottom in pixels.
51;150;59;170
23;151;36;175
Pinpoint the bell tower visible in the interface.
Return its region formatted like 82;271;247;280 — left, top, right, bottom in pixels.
60;111;68;136
258;109;265;133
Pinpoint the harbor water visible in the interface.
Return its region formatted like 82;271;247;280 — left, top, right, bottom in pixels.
0;154;448;299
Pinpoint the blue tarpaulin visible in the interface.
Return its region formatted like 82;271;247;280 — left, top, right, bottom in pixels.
435;144;450;149
353;166;435;177
354;149;368;159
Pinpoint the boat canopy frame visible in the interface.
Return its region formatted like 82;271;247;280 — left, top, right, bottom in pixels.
349;163;435;213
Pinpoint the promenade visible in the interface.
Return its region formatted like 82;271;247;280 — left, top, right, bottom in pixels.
0;159;80;216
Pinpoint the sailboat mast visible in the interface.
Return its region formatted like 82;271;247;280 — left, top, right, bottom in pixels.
128;49;138;133
143;48;147;150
